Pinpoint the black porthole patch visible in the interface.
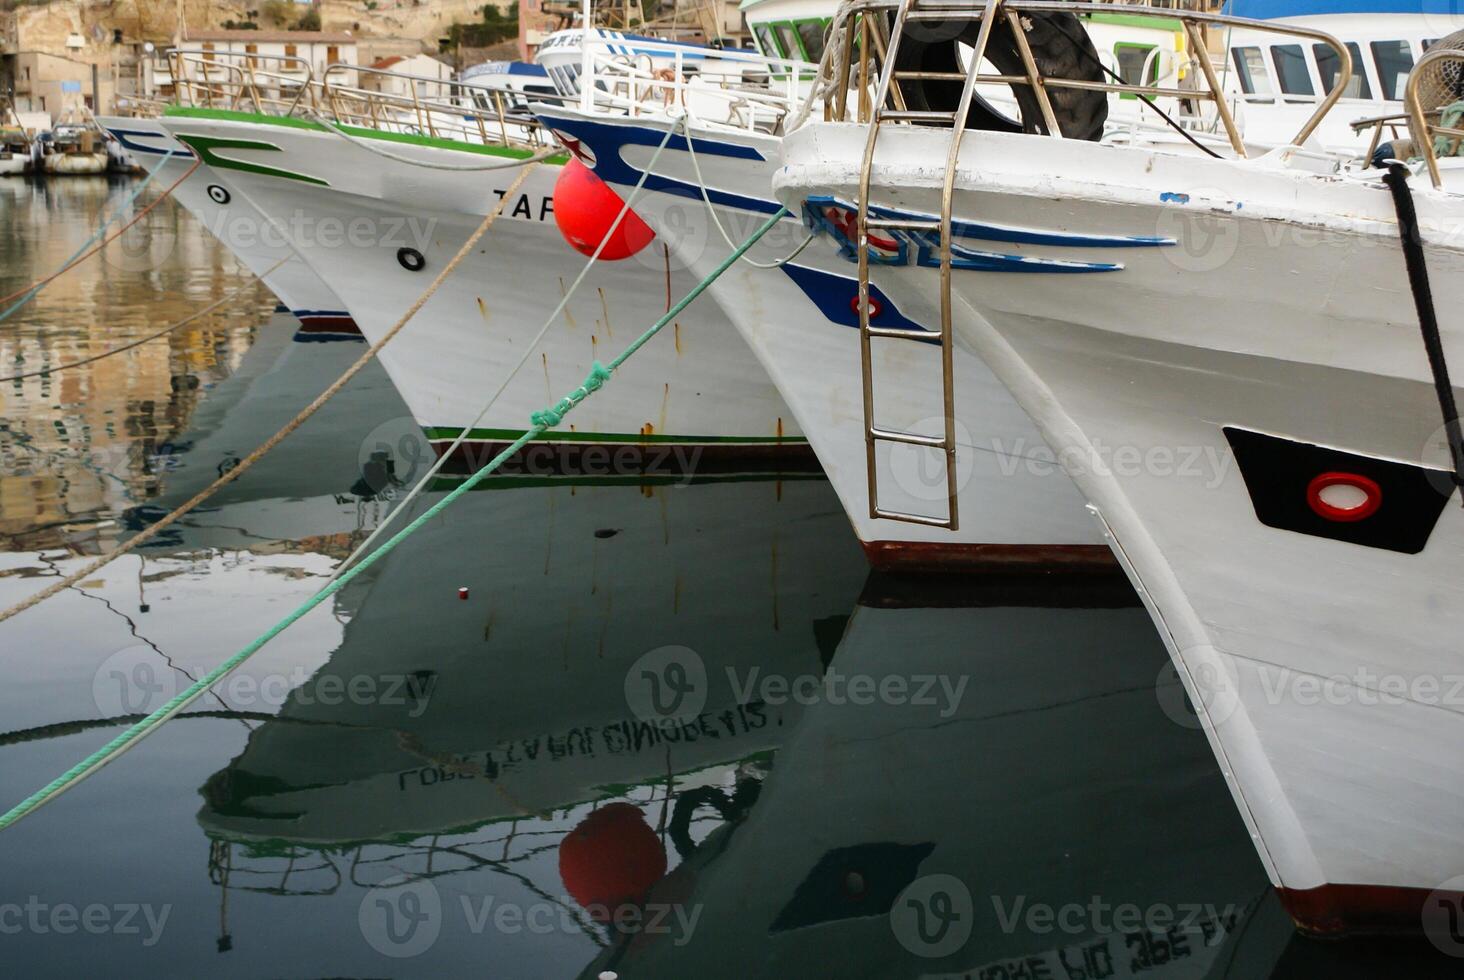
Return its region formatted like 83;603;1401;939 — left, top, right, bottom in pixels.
1224;426;1452;554
397;247;426;272
206;184;231;205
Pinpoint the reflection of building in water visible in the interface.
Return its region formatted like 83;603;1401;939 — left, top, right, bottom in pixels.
0;178;275;552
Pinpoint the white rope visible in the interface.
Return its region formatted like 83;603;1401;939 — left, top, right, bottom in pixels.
680;123;815;269
306;109;563;171
325;116;691;582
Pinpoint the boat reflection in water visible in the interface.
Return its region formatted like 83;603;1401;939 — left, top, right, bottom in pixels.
195;470;866;965
194;469;1305;975
576;572;1298;978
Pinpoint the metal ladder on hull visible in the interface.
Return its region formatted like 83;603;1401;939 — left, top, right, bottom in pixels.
853;0;1060;530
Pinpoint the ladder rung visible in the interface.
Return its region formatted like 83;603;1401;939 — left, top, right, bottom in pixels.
872;507;956;529
867;217;939;230
905;9;974;20
867;325;940;341
893;71;969;81
871;427;951;450
877;109;957;124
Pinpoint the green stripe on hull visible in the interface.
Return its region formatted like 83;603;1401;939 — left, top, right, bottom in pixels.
164;106;569;163
424;426;808;446
172;133;328;186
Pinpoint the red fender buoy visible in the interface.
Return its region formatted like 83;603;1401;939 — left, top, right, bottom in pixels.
552;159;655;261
559;802;667;919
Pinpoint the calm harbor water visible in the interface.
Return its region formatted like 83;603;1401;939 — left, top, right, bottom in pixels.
0;176;1456;977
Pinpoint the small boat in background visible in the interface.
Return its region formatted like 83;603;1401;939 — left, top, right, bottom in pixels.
0;103;35;176
0;128;32;176
40;118;109;176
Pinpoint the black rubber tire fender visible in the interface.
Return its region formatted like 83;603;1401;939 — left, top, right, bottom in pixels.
892;10;1108;141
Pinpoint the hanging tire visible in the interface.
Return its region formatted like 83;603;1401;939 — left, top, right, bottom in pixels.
893;10;1108;141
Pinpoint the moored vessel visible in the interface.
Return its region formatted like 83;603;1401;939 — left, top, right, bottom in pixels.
774;0;1464;937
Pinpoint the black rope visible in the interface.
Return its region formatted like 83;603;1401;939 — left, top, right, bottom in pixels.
1046;16;1223;159
1383;162;1464;503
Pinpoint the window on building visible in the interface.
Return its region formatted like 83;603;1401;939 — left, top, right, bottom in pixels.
1270;44;1314;97
245;42;258;69
1313;41;1371;99
327;45;341;66
202;41;215;63
285;43;299;60
1371;40;1414;100
1231;46;1273;97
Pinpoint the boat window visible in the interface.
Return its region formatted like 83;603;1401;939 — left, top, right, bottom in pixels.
753;24;781;59
1270;44;1314;96
1115;43;1158;87
1313;42;1372;99
1370;40;1413;100
797;20;828;63
773;23;802;61
1231;46;1273;97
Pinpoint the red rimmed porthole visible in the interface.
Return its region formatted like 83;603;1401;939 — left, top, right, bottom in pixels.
849;295;883;320
1306;472;1382;522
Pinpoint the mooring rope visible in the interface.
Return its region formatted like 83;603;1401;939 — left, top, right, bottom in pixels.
326;117;687;581
0;206;788;831
305;109;565;171
0;165;536;628
681;123;815;269
0;257;288;384
0;151;202;319
1383;162;1464;500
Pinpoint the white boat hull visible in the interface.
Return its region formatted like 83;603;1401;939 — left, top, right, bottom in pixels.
94;116;359;337
156;110;810;470
41;150;108;175
534;109;1108;569
776;122;1464;937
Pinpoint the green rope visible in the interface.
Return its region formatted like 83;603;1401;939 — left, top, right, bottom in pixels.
0;204;791;832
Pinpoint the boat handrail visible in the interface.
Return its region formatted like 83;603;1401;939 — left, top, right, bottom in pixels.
169;49;318;117
813;0;1353;155
1405;45;1464;188
165;49;551;150
572;32;819;134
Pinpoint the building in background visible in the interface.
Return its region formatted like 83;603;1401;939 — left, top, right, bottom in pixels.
359;51;452;100
3;49;114;117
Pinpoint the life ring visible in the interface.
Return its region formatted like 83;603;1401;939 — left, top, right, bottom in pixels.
892;10;1108;141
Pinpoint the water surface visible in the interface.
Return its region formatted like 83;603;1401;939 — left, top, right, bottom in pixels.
0;175;1455;977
